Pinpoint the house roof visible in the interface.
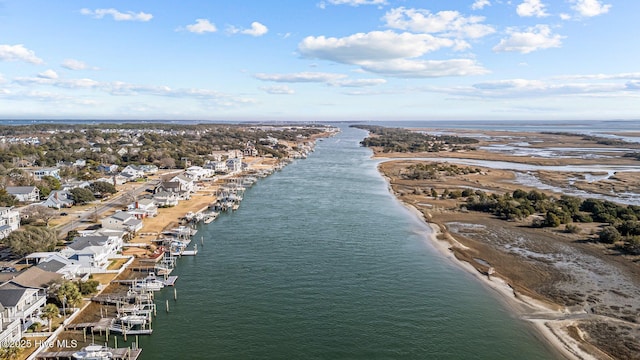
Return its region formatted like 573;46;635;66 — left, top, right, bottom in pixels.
137;198;155;206
110;211;133;222
13;267;62;288
36;259;67;273
0;282;32;307
6;186;38;194
68;236;109;250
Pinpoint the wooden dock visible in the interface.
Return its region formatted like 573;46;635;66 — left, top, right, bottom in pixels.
36;347;142;359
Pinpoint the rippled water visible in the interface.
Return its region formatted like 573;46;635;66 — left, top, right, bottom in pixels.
138;125;557;359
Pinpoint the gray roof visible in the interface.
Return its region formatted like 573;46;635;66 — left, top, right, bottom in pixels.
68;236;109;250
6;186;38;195
36;259;67;273
0;282;30;307
110;211;133;221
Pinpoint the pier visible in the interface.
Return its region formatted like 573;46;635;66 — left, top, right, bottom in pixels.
36;347;142;360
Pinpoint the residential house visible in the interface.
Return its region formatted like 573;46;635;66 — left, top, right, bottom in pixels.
120;165;145;181
204;161;227;174
97;164;119;173
24;253;82;280
101;211;143;233
63;236;113;273
127;198;158;219
153;191;179;207
60;180;91;191
28;167;61;180
0;207;20;240
0;281;47;342
139;165;158;174
43;190;74;209
185;166;214;180
5;186;40;202
170;174;196;194
226;158;243;173
243;144;258;157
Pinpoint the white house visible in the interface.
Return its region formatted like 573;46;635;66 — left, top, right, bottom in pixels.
226;158;243;173
170;174;195;194
204;161;227;174
153;191;179;207
185;166;214;180
127;198;158;219
0;281;47;341
5;186;40;202
43;190;74;209
101;211;143;233
120;165;145;180
28;167;61;180
64;236;113;273
0;207;20;239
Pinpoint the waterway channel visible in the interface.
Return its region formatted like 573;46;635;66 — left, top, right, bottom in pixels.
138;125;558;359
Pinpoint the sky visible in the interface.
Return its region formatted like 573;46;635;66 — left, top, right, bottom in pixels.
0;0;637;122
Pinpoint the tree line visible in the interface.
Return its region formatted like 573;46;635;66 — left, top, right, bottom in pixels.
352;125;478;153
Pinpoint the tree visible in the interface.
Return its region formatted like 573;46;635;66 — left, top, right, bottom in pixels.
2;226;58;256
69;187;95;205
599;226;622;244
76;279;100;295
57;280;82;310
0;345;23;360
0;188;16;207
544;212;561;227
90;181;116;196
20;205;57;226
40;303;60;331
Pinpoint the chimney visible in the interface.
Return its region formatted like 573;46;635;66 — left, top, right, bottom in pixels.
54;192;58;200
135;201;139;209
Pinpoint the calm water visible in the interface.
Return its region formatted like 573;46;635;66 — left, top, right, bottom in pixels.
138;125;557;359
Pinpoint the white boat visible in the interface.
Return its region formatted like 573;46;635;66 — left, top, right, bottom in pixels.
132;273;165;292
118;314;147;325
72;345;113;360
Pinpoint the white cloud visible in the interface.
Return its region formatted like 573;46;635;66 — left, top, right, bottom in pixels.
570;0;611;17
493;25;563;53
0;44;44;64
330;78;387;87
260;85;295;95
183;19;217;34
80;8;153;22
37;69;58;79
383;8;495;40
471;0;491;10
62;59;90;70
358;58;489;78
516;0;549;17
299;31;455;64
559;13;572;20
321;0;387;7
228;22;268;37
254;72;347;83
554;72;640;81
11;74;253;107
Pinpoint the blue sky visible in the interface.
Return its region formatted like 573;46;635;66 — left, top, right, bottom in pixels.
0;0;636;121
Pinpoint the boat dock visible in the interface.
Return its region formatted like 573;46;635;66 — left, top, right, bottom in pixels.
36;347;142;360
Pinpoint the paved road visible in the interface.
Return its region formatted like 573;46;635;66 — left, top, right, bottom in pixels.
55;179;160;236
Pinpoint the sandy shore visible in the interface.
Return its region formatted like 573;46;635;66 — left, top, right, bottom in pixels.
373;128;640;360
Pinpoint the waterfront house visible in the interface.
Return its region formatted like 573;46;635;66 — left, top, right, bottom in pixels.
25;253;82;280
169;175;195;194
226;158;243;173
153;191;179;207
43;190;74;209
11;266;63;289
185;166;213;180
0;281;47;341
204;161;228;174
63;233;124;273
0;207;20;239
127;198;158;219
101;211;143;233
5;186;40;202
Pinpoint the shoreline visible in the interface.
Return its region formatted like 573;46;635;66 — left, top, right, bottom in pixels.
399;198;598;360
